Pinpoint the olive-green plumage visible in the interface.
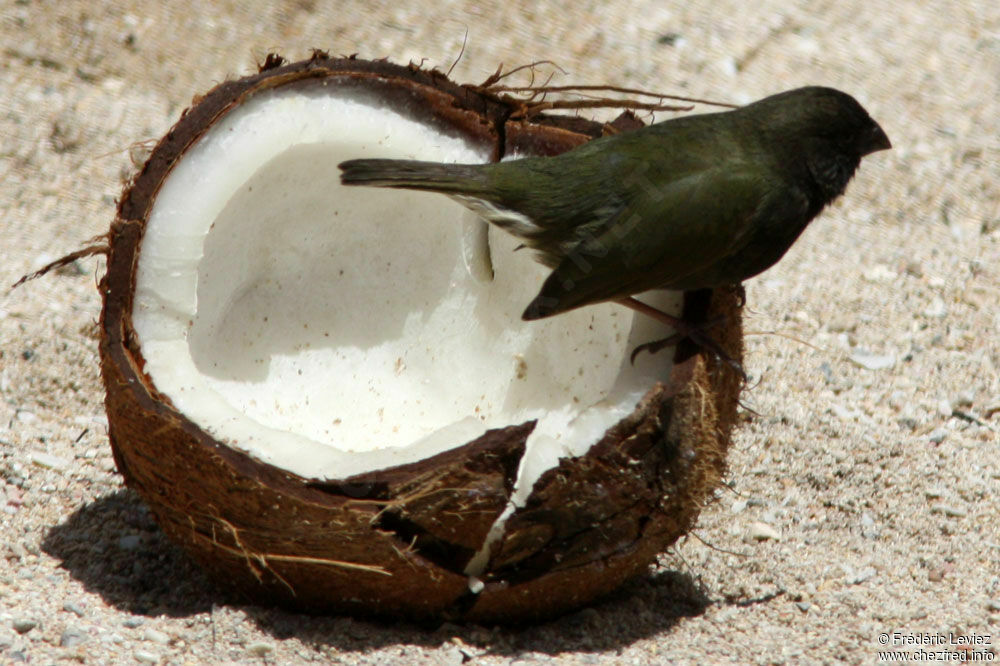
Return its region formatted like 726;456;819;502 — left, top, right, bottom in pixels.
340;86;890;322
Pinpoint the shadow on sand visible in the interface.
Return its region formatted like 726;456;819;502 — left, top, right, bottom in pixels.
43;489;710;656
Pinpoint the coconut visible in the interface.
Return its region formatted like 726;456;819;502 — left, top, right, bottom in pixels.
93;53;744;622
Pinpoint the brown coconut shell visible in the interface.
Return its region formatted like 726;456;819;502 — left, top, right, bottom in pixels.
99;53;744;623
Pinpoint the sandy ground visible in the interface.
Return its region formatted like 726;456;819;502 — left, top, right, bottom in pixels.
2;1;999;664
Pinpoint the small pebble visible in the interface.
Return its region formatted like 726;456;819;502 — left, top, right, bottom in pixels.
29;252;56;271
987;599;1000;612
930;503;967;517
928;428;948;444
846;567;877;585
953;391;975;407
923;296;947;318
122;617;145;628
849;348;895;370
826;318;855;333
860;512;881;539
28;452;71;471
818;362;835;383
746;521;781;542
436;644;466;666
247;641;275;657
12;618;37;634
937;398;953;417
656;32;682;46
929;566;951;582
888;390;908;409
134;650;160;664
5;485;23;504
863;264;897;283
62;601;85;617
714;607;738;624
143;627;170;644
829;403;858;421
60;626;88;648
796;601;812;613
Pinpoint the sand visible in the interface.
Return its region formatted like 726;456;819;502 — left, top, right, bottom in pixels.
1;1;998;663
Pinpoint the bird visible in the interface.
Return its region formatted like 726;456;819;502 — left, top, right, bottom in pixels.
339;86;890;368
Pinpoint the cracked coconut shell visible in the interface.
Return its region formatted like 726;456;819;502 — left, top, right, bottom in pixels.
98;53;744;623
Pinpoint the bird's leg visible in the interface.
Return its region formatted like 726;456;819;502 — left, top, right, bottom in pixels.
616;297;745;379
616;296;689;330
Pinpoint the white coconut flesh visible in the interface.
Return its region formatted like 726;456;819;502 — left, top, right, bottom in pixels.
132;85;681;535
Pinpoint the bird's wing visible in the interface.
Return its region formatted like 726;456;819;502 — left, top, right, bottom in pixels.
522;165;778;319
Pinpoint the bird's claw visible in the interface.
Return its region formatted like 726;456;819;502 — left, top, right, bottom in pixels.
713;350;749;384
630;322;748;384
629;334;682;365
689;328;748;382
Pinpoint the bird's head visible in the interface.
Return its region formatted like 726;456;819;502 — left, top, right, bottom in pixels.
751;86;891;157
748;86;890;201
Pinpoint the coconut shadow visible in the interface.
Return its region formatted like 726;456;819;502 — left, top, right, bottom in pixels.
235;566;710;655
41;489;220;618
42;489;710;648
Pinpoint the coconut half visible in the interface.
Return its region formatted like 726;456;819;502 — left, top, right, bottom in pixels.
100;54;744;622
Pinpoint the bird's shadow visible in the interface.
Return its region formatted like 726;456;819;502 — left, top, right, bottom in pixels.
43;489;710;656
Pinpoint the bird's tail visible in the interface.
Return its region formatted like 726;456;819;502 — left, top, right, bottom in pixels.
339;159;489;195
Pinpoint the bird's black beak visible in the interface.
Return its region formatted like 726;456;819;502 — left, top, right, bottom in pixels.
864;121;892;154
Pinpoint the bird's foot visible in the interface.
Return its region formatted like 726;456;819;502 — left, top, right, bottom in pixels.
629;333;683;363
617;296;746;381
629;316;747;382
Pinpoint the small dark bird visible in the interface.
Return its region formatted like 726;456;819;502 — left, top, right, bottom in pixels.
340;86;890;364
